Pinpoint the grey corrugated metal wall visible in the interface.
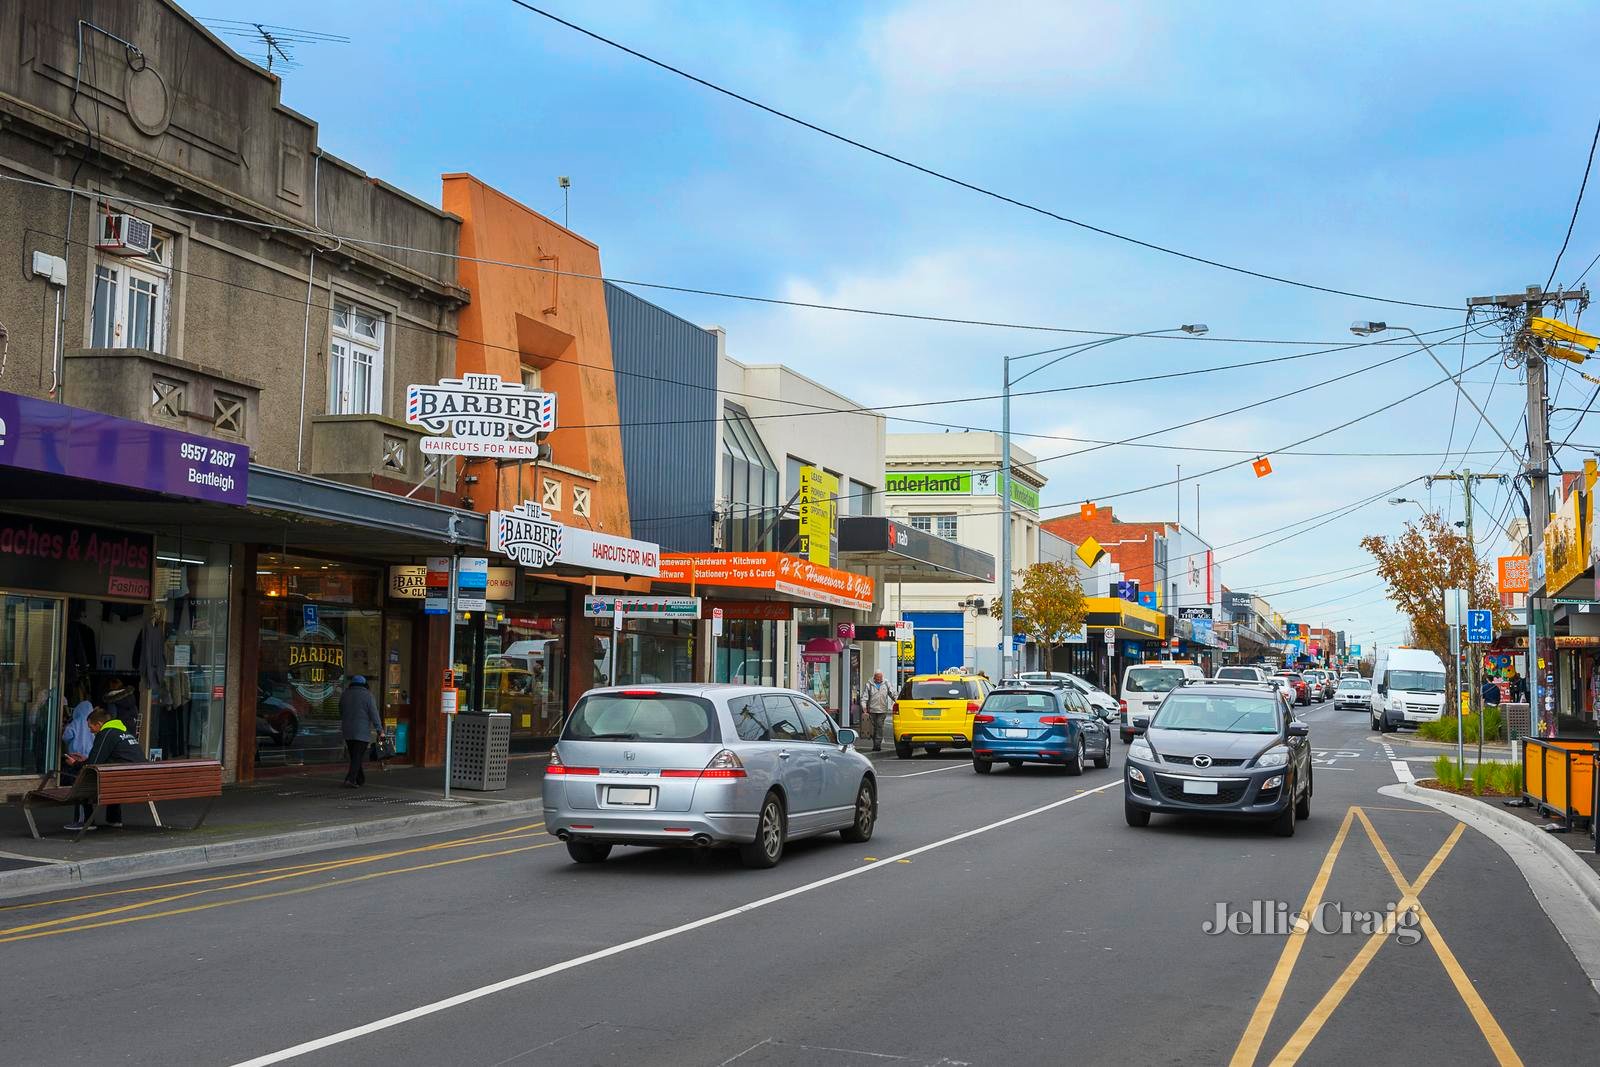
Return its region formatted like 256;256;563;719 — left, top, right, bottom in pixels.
606;282;717;552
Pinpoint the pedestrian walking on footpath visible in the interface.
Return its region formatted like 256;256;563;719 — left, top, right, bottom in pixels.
1480;678;1502;707
861;670;894;752
339;676;383;788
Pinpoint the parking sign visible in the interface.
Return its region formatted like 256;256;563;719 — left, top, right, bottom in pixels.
1466;609;1493;644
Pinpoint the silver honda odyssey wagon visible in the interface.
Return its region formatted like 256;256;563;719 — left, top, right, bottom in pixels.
544;684;877;868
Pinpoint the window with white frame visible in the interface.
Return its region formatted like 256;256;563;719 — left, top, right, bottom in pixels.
91;235;170;352
328;299;386;415
909;514;958;540
520;363;542;391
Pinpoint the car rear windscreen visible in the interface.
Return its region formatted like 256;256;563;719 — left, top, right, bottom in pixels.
1124;668;1186;693
564;694;719;743
984;692;1058;714
903;681;977;700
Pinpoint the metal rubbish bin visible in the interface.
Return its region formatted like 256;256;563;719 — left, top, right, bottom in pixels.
450;712;510;791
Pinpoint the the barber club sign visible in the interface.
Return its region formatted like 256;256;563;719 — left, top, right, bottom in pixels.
489;501;564;568
406;373;556;457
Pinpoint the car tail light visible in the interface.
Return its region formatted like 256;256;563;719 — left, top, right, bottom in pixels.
972;714;996;723
620;689;659;697
544;750;599;776
891;701;899;715
966;701;981;713
1037;716;1069;725
662;749;747;779
1119;700;1128;714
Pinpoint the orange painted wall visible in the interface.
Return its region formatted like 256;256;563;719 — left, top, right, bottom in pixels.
441;173;631;539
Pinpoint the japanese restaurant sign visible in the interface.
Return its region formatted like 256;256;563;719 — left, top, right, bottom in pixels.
658;552;875;611
0;513;153;599
0;389;248;504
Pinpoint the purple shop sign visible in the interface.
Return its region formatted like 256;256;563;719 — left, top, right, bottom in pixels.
0;390;247;505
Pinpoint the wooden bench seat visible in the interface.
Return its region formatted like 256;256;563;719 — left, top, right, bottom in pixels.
22;760;224;841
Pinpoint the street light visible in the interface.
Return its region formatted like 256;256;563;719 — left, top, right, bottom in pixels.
1388;496;1428;515
1349;322;1522;460
1000;324;1209;677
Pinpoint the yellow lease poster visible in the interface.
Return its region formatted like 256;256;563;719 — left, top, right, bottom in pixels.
798;465;839;567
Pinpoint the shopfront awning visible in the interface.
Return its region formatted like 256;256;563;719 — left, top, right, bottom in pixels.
4;463;487;557
776;516;997;584
1083;596;1167;640
657;552;876;611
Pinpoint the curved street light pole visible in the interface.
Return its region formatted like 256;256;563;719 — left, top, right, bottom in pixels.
1001;324;1208;678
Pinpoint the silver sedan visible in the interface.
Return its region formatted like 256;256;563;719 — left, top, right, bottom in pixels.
544;684;878;868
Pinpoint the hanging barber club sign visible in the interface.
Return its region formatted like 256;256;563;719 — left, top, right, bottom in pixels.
489;501;564;568
405;373;556;457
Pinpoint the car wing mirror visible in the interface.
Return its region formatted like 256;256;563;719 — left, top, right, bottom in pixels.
1287;722;1309;737
836;728;858;748
1132;717;1150;730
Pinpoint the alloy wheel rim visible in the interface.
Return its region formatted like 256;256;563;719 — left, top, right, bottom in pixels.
763;802;781;855
857;787;874;831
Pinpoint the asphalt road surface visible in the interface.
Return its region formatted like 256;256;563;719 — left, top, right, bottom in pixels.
5;703;1597;1065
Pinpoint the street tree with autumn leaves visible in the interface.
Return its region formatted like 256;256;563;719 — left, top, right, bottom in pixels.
1360;512;1510;669
1011;561;1089;675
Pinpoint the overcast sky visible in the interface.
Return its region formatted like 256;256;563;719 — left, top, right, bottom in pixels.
205;0;1600;652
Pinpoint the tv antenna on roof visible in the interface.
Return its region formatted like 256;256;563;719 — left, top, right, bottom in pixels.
201;18;351;73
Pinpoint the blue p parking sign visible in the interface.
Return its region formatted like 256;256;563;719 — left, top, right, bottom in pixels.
1466;609;1493;644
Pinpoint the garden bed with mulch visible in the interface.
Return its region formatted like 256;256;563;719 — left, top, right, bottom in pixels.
1414;778;1516;799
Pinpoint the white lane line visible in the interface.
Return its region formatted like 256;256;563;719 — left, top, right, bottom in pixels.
878;763;971;778
230;779;1122;1066
1391;760;1416;783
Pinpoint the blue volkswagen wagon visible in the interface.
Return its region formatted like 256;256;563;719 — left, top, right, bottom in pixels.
972;686;1111;774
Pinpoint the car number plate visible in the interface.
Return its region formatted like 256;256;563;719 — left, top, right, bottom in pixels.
1002;728;1029;738
1182;779;1219;795
605;786;653;806
922;709;942;718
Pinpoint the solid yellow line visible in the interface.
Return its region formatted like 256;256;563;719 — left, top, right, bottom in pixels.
0;841;558;944
0;821;544;912
0;825;546;936
1412;906;1523;1066
1227;806;1359;1067
1265;821;1464;1065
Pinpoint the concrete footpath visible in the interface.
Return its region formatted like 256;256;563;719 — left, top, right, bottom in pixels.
0;753;551;898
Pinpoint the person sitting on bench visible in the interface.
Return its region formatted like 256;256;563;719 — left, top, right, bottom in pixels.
65;707;145;832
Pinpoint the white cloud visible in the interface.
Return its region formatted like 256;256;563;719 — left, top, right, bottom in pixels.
862;0;1165;99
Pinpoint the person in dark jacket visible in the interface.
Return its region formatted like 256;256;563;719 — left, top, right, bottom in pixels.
1481;678;1503;707
65;707;144;831
339;676;383;788
1508;671;1528;703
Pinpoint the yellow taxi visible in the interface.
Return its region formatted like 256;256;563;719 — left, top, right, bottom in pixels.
892;670;991;759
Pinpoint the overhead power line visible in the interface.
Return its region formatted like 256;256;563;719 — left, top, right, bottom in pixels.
1545;114;1600;292
4;172;1485;347
506;1;1457;312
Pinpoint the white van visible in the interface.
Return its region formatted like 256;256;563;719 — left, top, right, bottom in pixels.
1370;647;1447;731
1119;661;1207;742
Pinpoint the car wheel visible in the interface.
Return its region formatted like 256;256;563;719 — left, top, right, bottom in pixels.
1370;709;1379;730
566;840;612;864
973;758;993;774
895;740;914;759
1064;738;1085;776
1125;801;1150;827
1121;730;1133;744
1295;777;1312;820
840;780;876;842
1273;798;1296;837
739;793;787;869
1093;743;1111;769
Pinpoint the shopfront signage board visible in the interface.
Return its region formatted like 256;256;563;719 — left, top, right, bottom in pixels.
584;595;702;620
1497;555;1530;595
489;500;661;578
389;565;427;599
0;389;248;504
406;374;556;457
658;553;875;612
0;513;153;599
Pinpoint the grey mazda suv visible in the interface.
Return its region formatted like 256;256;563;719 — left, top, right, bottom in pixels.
1123;681;1312;836
545;684;877;868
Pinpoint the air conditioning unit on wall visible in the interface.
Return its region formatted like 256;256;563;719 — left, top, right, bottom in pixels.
97;213;155;257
